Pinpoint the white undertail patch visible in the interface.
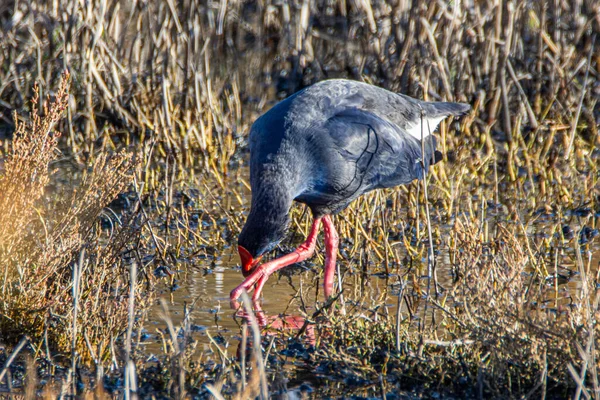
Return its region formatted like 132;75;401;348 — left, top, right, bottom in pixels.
405;116;445;140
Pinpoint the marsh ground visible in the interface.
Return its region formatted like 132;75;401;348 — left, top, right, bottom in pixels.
0;0;599;398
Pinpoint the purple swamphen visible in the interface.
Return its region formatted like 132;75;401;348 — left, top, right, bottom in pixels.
231;79;470;302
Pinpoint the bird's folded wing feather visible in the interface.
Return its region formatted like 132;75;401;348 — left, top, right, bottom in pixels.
318;108;437;196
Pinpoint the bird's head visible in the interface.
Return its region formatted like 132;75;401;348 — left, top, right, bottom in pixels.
237;216;288;277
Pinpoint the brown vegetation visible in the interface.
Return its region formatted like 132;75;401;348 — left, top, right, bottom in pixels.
0;0;598;398
0;73;150;366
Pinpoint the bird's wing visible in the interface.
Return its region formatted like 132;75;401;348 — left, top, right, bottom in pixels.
315;80;469;142
308;108;438;204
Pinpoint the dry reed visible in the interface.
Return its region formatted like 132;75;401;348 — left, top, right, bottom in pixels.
0;0;598;397
0;72;153;372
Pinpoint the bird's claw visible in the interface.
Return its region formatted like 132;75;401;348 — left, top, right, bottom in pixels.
230;283;249;302
251;275;269;302
230;270;266;302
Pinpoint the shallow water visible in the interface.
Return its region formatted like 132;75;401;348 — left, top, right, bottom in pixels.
143;201;600;357
144;241;402;354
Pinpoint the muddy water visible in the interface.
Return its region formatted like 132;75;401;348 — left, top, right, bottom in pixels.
138;166;600;357
144;241;402;354
144;204;600;356
149;245;317;338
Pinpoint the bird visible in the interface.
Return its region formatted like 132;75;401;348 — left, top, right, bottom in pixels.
230;79;470;302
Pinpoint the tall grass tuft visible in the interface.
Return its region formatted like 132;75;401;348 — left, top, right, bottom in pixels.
0;72;153;364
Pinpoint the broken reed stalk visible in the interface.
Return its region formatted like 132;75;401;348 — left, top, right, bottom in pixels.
241;322;248;390
24;355;36;399
416;107;439;355
124;262;138;400
421;113;437;286
205;385;227;400
395;279;406;352
71;249;84;396
240;291;269;400
159;299;187;399
506;59;539;129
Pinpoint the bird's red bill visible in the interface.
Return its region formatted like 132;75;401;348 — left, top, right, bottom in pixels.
238;245;262;277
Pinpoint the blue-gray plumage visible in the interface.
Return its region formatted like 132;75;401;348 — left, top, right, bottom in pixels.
232;79;470;301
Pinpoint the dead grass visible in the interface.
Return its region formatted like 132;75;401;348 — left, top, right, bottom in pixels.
254;215;597;398
0;0;598;398
0;72;153;368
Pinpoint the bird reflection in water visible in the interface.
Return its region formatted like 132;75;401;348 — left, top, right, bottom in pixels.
230;296;316;348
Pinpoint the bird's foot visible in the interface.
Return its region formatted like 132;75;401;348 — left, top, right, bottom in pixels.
251;275;270;302
230;297;268;327
230;280;254;301
232;218;323;301
230;268;267;301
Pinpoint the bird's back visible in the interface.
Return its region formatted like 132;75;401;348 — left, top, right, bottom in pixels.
248;79;469;215
282;79;468;134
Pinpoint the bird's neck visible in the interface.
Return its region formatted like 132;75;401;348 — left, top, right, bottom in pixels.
238;180;294;257
248;181;294;230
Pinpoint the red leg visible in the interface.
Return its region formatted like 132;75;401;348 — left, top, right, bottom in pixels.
322;215;339;298
230;217;322;301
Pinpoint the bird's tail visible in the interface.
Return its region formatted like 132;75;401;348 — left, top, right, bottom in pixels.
423;101;471;118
